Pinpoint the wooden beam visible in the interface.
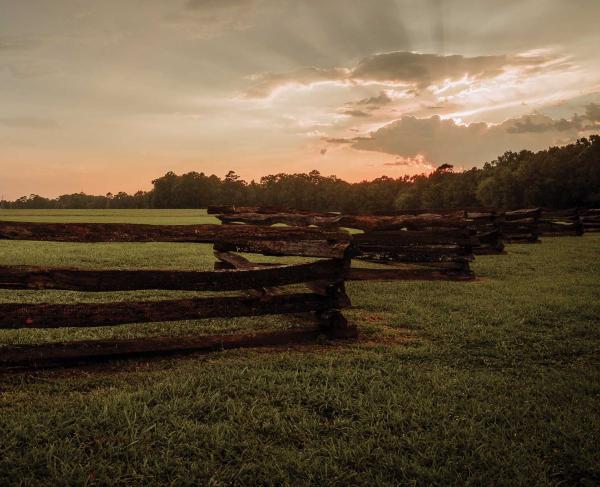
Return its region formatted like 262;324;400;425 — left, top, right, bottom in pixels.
355;244;474;263
0;221;349;243
218;213;343;228
216;212;469;232
0;221;350;258
214;251;352;332
354;229;477;246
213;238;350;259
504;208;541;220
0;259;346;292
0;327;346;370
0;292;348;329
213;251;287;297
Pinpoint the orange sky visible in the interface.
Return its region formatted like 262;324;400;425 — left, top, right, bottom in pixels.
1;0;599;199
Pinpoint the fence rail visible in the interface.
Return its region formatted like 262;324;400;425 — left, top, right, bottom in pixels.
538;208;583;236
0;222;354;369
580;208;600;232
0;220;350;258
213;210;476;281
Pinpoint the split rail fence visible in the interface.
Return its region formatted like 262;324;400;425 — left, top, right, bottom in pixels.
373;208;504;255
580;209;600;232
0;221;355;369
502;208;540;243
538;208;583;236
209;207;476;281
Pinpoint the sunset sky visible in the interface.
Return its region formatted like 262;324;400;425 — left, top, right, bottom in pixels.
1;0;600;199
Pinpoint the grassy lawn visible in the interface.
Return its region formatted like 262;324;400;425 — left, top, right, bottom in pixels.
0;209;221;225
0;210;599;486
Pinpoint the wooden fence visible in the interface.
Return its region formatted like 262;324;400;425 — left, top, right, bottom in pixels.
347;215;476;281
581;208;600;232
538;208;583;236
210;203;600;247
372;208;504;255
212;210;476;281
0;221;355;369
502;208;540;243
463;210;505;254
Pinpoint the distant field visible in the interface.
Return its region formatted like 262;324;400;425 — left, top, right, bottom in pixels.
0;210;599;486
0;208;220;225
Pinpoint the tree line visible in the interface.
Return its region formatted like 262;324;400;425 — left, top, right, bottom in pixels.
2;135;599;212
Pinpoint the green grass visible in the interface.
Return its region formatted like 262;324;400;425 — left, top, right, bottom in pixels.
0;208;220;225
0;210;599;486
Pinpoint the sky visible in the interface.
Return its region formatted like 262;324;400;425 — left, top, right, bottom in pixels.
1;0;599;199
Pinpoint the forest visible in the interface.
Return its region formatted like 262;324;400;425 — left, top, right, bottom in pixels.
3;135;599;212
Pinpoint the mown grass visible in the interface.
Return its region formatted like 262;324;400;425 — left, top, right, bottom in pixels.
0;208;220;225
0;210;599;486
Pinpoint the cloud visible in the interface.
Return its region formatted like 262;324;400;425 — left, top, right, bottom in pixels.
383;154;430;167
505;113;580;133
340;109;370;118
506;105;600;133
245;67;349;98
346;111;595;166
244;50;558;98
350;51;540;88
325;136;370;144
355;91;393;107
586;103;600;122
340;91;393;116
164;0;261;39
325;137;354;144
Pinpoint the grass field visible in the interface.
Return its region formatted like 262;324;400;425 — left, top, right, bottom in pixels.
0;210;599;486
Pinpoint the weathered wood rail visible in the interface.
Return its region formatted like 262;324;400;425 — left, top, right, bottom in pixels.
374;207;541;244
538;208;583;237
223;205;502;255
373;208;504;255
213;210;476;281
502;208;540;243
210;204;599;248
0;221;355;369
462;210;504;254
581;208;600;232
0;220;350;258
